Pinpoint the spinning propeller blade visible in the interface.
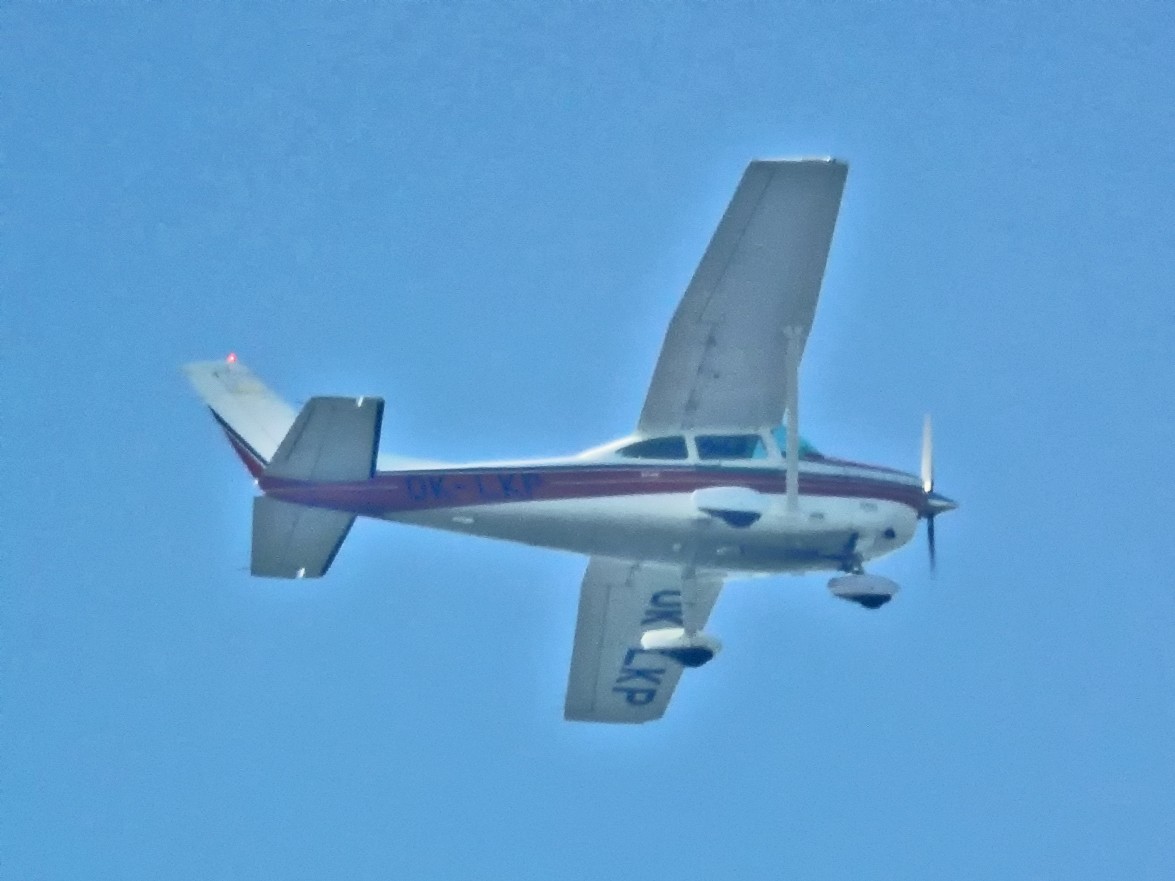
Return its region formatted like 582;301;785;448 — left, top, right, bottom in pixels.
921;414;934;494
920;414;948;574
927;512;937;572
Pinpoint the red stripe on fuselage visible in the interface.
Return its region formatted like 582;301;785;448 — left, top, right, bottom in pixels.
259;464;925;516
221;427;266;478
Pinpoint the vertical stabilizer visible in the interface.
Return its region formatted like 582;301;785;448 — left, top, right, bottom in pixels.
183;359;297;474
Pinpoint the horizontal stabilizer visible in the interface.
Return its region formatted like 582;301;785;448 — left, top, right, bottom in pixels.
251;496;354;578
265;396;384;482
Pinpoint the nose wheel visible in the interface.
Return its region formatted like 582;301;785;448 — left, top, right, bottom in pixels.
829;571;900;609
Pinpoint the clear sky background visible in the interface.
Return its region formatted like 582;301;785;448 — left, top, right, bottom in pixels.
4;3;1174;878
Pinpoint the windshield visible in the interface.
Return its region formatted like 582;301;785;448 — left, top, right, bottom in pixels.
771;426;821;458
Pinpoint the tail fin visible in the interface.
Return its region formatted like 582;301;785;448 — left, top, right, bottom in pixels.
184;359;386;579
183;359;297;477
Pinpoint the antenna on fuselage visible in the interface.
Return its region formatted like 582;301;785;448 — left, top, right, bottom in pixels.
785;326;802;513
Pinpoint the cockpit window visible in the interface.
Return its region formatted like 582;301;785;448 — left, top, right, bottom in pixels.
696;434;768;460
771;426;822;458
617;436;689;460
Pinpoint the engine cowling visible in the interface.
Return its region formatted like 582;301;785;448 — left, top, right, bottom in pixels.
828;573;900;609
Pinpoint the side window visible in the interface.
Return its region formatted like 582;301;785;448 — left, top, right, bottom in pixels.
617;436;689;460
696;434;767;460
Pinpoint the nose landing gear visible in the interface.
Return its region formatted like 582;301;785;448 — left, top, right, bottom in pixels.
828;572;900;609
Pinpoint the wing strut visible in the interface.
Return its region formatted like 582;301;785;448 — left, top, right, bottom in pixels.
682;566;704;637
785;325;801;512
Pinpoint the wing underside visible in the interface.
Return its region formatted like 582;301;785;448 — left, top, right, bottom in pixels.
565;558;723;724
639;158;847;433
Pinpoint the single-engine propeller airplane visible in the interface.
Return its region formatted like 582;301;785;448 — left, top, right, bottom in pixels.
185;158;957;723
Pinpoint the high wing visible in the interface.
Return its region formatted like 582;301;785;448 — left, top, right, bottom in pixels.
565;558;723;724
638;158;847;433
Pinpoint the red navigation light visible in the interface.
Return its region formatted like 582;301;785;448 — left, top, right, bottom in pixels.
226;352;238;364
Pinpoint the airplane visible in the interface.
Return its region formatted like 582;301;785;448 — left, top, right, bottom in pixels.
184;158;958;724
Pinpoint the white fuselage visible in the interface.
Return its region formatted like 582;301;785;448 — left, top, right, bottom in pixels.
390;490;919;576
258;434;931;578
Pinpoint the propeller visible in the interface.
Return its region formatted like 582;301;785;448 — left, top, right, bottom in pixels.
920;415;957;573
927;510;938;572
921;415;936;571
921;414;934;495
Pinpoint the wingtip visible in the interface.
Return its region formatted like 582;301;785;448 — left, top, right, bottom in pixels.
752;155;847;166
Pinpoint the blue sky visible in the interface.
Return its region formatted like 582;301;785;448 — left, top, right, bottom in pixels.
4;3;1174;878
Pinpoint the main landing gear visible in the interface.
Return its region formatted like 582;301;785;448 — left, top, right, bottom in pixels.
639;565;723;668
640;627;722;668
